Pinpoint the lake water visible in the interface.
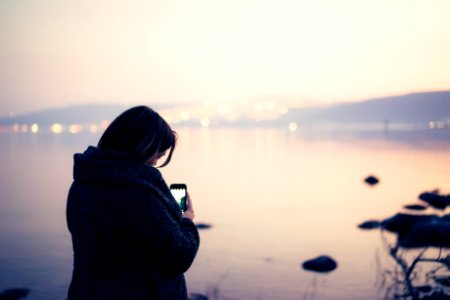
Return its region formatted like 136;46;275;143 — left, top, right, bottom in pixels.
0;127;449;300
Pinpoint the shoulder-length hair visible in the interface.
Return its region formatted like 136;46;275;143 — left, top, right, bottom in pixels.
97;106;177;167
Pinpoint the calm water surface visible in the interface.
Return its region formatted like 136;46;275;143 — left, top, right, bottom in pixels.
0;128;449;300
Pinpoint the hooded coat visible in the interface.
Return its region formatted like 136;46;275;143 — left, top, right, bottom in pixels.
66;146;200;300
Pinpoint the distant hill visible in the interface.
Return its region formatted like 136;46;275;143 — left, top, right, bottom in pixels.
276;91;450;126
1;91;449;127
0;103;170;125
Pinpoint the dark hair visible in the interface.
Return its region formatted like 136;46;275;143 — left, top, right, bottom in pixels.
98;106;177;167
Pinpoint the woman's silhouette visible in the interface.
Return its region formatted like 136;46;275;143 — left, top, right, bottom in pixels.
66;106;199;299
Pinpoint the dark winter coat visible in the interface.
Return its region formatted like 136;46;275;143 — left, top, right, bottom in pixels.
66;146;200;300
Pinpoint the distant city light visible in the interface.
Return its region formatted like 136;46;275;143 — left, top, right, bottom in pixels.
217;104;230;115
265;101;275;111
288;122;298;132
101;120;110;129
51;123;64;134
254;102;264;112
200;118;210;127
31;123;39;133
89;124;99;133
203;99;213;107
69;124;82;134
12;124;20;132
279;106;288;114
238;97;248;105
21;125;28;132
181;111;191;121
429;121;435;129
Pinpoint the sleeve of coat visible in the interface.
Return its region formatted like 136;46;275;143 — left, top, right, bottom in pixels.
128;189;200;276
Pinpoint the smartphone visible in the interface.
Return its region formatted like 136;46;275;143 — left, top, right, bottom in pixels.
170;183;187;212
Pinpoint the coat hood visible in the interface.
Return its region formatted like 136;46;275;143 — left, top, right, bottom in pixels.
73;146;163;185
72;146;181;218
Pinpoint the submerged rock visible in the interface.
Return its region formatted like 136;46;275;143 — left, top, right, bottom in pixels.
302;255;337;273
364;175;379;186
358;220;381;230
0;288;31;300
195;223;212;230
403;204;427;211
419;191;449;210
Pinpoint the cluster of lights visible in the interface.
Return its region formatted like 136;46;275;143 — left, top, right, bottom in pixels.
1;100;303;133
288;122;298;132
1;121;109;134
160;98;289;127
429;121;450;130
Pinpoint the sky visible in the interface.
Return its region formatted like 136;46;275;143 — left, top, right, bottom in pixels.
1;0;450;115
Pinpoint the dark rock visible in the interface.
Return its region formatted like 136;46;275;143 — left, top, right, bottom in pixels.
381;213;450;248
401;219;450;248
195;223;212;230
302;255;338;273
188;293;208;300
364;175;379;186
404;204;427;211
358;220;381;230
419;192;449;210
381;213;438;235
0;288;31;300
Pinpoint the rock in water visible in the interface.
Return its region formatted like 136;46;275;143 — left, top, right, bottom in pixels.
358;220;381;230
0;288;31;300
195;223;212;230
302;255;338;273
403;204;427;211
381;213;437;235
381;213;450;248
418;191;449;210
364;176;379;186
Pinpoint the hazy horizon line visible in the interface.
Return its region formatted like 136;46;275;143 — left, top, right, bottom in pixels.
2;88;450;119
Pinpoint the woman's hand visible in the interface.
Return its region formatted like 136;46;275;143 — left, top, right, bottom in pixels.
182;192;195;221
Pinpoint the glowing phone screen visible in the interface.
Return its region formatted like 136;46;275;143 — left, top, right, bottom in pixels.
170;187;187;211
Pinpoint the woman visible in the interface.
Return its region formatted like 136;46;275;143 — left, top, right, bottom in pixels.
66;106;200;300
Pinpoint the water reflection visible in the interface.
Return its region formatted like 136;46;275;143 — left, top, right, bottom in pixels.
1;128;450;299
